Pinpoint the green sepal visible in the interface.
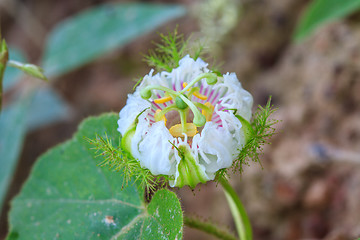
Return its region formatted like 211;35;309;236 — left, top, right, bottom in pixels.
120;107;149;156
120;123;136;155
174;145;208;188
235;115;253;144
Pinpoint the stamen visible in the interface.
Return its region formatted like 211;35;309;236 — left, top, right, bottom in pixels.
154;109;167;124
140;85;178;100
153;104;177;123
182;82;190;91
181;72;218;93
202;102;215;121
193;91;208;100
154;96;172;104
169;123;198;137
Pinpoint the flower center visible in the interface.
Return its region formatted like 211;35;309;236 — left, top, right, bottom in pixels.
140;72;218;137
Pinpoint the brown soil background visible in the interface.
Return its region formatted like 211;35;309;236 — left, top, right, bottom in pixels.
1;0;360;239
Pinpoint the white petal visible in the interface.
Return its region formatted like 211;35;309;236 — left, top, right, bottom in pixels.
117;94;150;135
135;122;175;175
171;55;210;89
136;55;210;95
215;108;246;145
217;73;253;121
195;122;238;173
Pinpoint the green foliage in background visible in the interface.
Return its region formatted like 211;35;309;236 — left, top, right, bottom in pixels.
43;3;186;77
1;3;186;214
24;87;71;130
0;96;29;213
7;114;183;239
294;0;360;41
0;48;70;215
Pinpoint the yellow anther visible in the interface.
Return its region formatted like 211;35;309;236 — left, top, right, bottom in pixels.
193;91;208;100
202;102;214;121
154;109;167;125
169;123;198;137
154;96;172;104
182;82;190;91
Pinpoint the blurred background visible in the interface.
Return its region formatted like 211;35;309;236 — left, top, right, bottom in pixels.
1;0;360;239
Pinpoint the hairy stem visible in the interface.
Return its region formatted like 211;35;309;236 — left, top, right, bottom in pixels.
0;39;9;111
184;216;237;240
219;176;252;240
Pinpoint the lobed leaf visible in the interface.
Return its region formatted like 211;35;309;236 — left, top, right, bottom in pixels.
7;113;183;240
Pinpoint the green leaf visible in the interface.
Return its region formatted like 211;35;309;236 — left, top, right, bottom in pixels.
0;87;71;213
7;113;183;239
118;189;183;240
26;87;71;130
0;96;29;214
42;3;186;77
294;0;360;41
7;60;48;81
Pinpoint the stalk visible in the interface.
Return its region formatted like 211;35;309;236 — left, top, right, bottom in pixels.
218;176;252;240
184;216;237;240
0;39;9;111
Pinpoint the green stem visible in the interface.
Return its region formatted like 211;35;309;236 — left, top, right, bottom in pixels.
0;63;4;111
0;39;9;111
184;216;237;240
219;176;252;240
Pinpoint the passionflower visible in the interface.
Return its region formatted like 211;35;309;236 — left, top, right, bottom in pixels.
118;55;253;188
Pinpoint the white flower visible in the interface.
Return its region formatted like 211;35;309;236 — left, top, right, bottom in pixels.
118;55;253;188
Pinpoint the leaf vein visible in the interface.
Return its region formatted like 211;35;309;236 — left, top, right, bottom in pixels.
16;198;144;209
110;212;147;240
